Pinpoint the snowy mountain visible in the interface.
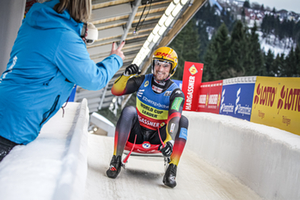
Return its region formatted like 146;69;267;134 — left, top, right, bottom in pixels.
209;0;299;56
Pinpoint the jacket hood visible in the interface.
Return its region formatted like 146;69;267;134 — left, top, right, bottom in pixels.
25;0;83;36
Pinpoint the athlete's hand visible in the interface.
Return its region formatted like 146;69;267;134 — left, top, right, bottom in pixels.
124;64;140;75
110;41;125;61
159;141;174;157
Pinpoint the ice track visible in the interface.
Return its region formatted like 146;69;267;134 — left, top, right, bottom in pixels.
84;134;262;200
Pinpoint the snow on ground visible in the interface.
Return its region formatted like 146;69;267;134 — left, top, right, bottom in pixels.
258;31;295;56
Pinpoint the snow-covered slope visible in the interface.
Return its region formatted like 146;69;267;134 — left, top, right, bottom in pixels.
258;31;295;56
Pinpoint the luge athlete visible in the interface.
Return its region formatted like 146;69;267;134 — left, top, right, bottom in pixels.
106;47;188;188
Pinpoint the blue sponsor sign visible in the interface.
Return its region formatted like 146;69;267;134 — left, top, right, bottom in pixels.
219;77;256;121
172;79;182;89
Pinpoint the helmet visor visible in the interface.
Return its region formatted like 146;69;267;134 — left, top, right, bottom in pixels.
153;59;172;68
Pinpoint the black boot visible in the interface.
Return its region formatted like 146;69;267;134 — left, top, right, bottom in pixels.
106;155;122;178
163;163;177;188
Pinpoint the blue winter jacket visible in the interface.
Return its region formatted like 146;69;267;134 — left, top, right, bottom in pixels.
0;0;123;144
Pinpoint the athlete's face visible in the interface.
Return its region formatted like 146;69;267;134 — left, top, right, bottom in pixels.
153;60;171;81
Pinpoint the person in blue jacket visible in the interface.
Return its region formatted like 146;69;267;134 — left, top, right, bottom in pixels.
0;0;125;162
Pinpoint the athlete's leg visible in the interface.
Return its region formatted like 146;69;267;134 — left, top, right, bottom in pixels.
163;115;188;188
149;115;188;162
170;115;188;166
107;106;142;178
113;106;142;157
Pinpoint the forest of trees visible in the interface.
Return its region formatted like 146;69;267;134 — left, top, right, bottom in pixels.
169;1;300;82
261;14;300;44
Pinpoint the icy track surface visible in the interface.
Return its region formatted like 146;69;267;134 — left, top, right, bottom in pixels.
84;134;262;200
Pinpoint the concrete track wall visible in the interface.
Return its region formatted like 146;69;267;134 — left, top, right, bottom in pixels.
184;111;300;200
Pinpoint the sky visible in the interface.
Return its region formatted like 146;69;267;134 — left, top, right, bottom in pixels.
251;0;300;13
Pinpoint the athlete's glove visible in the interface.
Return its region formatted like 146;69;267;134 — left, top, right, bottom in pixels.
159;141;174;157
124;64;140;75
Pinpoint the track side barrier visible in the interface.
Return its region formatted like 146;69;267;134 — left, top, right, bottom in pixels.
184;111;300;200
52;99;89;200
0;99;89;200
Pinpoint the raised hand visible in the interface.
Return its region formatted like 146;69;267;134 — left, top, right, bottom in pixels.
124;64;140;75
110;41;125;61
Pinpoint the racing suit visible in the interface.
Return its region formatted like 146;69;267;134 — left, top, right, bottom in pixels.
111;73;188;166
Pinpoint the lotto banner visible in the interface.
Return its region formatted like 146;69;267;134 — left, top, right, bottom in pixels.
197;80;223;114
250;77;300;135
219;77;256;121
182;62;203;111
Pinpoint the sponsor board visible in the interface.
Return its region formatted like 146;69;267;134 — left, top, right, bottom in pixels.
250;77;300;135
182;62;203;111
173;80;182;89
219;77;256;121
197;80;223;114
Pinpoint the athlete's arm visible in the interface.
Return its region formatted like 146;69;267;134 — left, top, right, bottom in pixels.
165;88;185;141
111;74;145;96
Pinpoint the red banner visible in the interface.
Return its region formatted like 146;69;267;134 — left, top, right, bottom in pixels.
197;80;223;113
182;62;203;111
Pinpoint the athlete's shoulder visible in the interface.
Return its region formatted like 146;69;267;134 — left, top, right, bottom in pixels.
170;88;185;102
172;88;184;97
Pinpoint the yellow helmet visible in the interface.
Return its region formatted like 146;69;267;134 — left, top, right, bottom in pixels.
152;47;178;77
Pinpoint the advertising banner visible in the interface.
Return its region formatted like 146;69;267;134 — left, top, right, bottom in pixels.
219;76;256;121
197;80;223;114
172;80;182;90
250;77;300;135
182;62;203;111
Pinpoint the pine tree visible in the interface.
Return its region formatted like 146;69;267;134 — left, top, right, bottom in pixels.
230;20;247;76
272;53;285;77
198;23;209;62
216;23;231;79
204;23;231;81
169;18;201;80
274;16;281;44
241;8;246;24
284;47;298;77
295;45;300;76
296;21;300;45
248;22;265;75
243;0;250;8
203;36;218;81
264;49;274;76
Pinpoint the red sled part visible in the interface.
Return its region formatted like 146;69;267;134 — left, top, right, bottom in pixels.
122;129;165;164
124;141;161;155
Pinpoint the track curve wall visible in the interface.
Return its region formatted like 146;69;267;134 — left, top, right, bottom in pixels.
184;111;300;200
